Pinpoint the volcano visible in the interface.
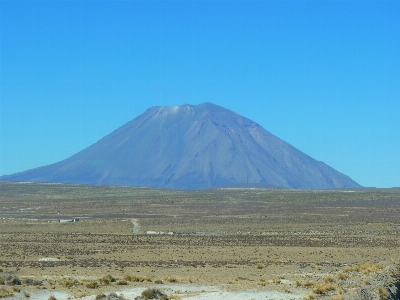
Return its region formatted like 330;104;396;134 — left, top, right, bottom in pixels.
0;102;361;189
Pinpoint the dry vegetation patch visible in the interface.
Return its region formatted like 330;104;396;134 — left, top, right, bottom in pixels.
1;182;400;299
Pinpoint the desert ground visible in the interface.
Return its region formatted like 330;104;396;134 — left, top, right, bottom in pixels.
1;182;400;299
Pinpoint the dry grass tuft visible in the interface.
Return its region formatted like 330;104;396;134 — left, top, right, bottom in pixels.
85;281;99;289
284;287;292;293
61;279;75;288
377;287;390;300
312;283;337;294
95;294;106;300
164;276;178;283
337;272;347;280
296;280;315;288
324;276;335;283
126;275;152;282
256;264;265;269
99;275;116;285
303;292;317;300
0;287;13;298
141;288;168;299
273;278;281;284
342;263;386;275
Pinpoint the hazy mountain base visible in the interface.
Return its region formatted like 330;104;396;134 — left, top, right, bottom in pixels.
1;182;400;299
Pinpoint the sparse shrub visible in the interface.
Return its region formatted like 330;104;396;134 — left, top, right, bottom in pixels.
6;276;21;286
377;287;390;300
100;278;110;285
128;275;152;282
312;283;337;294
154;279;163;284
0;269;3;273
116;280;128;285
0;287;13;298
24;291;31;298
284;287;292;293
0;277;4;285
48;295;57;300
273;278;281;284
86;281;99;289
107;293;118;300
312;264;321;270
61;279;75;288
303;292;317;300
337;287;346;295
12;286;20;292
303;281;314;288
141;288;168;299
337;272;347;280
100;275;116;285
95;294;106;300
296;281;315;288
23;279;34;286
342;263;385;275
35;286;46;290
324;276;335;283
257;278;271;286
360;263;386;275
164;276;178;283
128;275;137;282
256;264;264;269
33;280;42;286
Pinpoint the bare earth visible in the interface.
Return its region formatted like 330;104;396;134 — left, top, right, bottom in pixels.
0;182;400;299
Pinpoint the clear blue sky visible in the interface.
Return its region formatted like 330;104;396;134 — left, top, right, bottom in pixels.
1;0;399;188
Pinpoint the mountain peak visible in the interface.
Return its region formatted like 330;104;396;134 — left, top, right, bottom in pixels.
0;102;361;190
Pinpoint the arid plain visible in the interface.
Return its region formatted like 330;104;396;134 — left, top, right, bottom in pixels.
1;182;400;299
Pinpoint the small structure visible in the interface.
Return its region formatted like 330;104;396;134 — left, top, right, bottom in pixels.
146;231;174;235
58;218;80;223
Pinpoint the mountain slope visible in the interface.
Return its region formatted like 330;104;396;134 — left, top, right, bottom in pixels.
0;102;361;189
